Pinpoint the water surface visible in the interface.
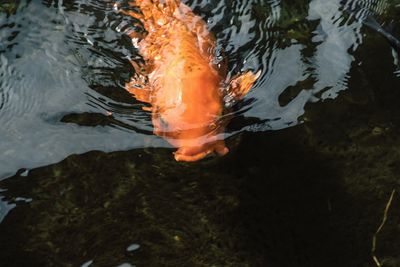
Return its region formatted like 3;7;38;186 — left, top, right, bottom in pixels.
1;0;400;266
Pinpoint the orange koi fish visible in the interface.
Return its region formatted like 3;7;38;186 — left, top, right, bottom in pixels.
117;0;260;162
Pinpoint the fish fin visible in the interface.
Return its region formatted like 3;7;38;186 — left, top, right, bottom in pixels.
227;70;261;100
125;80;152;104
130;60;149;76
114;1;144;20
142;106;152;112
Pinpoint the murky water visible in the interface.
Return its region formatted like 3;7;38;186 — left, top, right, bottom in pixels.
1;0;400;266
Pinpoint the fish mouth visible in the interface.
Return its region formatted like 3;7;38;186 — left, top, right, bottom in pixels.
174;150;213;162
174;142;229;162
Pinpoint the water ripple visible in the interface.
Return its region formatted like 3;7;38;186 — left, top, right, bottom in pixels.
0;55;11;112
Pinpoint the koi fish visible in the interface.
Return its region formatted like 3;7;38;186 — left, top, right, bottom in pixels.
117;0;260;162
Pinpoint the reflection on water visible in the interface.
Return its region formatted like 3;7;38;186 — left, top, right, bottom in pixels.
0;0;399;177
0;192;15;223
1;0;400;265
0;0;163;179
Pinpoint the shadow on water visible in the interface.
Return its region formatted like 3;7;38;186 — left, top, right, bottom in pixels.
0;130;358;267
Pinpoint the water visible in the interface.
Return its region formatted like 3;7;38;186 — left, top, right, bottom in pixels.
1;0;400;266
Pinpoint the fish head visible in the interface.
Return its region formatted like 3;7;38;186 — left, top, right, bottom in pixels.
153;72;229;162
160;122;230;162
174;139;229;162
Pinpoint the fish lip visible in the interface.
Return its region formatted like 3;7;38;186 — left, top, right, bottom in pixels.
174;150;212;162
173;143;229;162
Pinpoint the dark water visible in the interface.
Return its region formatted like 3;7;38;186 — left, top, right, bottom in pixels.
1;0;400;266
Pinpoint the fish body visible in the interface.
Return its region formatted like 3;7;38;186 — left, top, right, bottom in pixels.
118;0;259;161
